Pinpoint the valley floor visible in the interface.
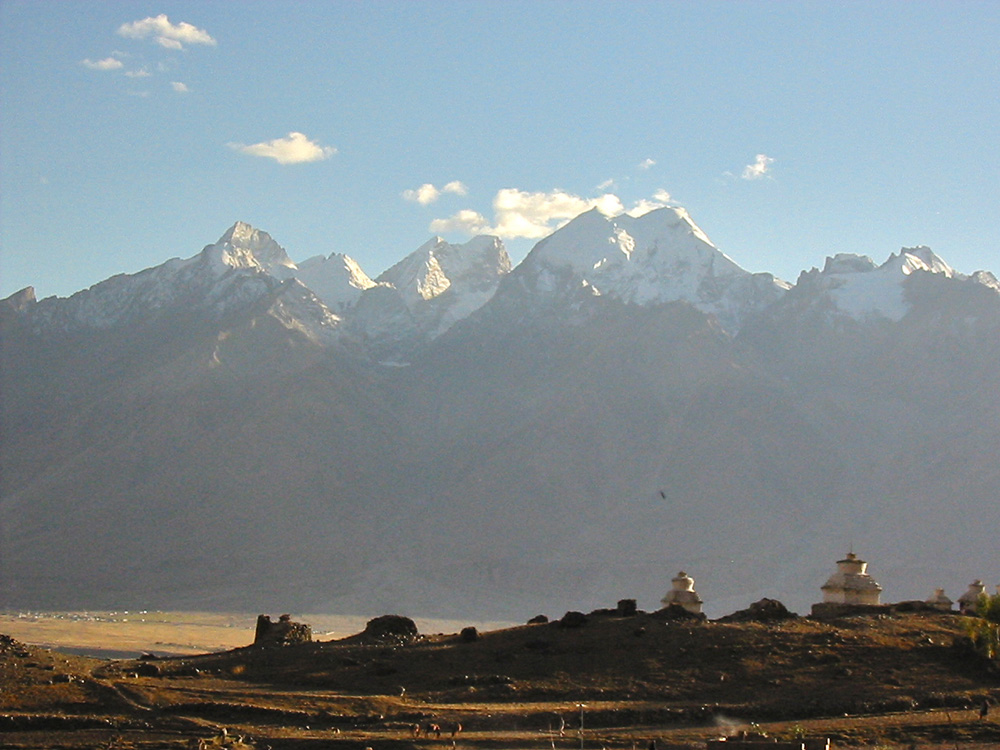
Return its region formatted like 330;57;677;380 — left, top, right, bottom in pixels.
0;611;515;658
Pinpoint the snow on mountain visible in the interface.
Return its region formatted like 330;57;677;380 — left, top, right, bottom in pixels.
971;270;1000;292
259;279;347;345
210;221;298;279
791;246;980;322
509;206;789;332
3;222;516;363
295;252;380;311
16;222;342;338
377;237;455;305
350;235;512;354
376;235;511;309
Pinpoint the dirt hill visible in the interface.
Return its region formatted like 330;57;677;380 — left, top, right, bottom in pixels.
2;607;999;749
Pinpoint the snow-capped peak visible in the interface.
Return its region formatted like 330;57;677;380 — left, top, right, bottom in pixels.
822;253;879;274
339;234;512;354
376;234;511;309
17;222;312;332
205;222;297;279
795;247;965;322
513;205;788;332
294;252;380;311
882;246;955;278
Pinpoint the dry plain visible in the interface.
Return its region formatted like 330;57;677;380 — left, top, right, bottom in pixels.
0;611;515;657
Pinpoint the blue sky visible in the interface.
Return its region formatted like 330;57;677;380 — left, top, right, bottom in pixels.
2;1;999;299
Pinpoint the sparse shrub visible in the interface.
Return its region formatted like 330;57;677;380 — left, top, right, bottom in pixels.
966;592;1000;661
460;626;479;642
978;591;1000;623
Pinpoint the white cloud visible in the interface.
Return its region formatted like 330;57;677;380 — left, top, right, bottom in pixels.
171;81;189;93
157;37;184;51
432;189;626;240
431;187;684;239
596;178;615;190
429;209;490;235
741;153;774;180
403;183;442;205
228;132;337;165
627;200;664;218
124;68;151;78
625;189;675;217
638;158;656;170
82;57;124;71
403;181;468;205
494;189;624;238
117;14;216;50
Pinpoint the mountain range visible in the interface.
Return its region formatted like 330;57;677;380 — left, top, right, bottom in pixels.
1;206;998;619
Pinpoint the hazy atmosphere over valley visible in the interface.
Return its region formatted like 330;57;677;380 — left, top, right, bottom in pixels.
1;2;999;622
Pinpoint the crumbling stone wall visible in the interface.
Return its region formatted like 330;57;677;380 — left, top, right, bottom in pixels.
253;614;312;645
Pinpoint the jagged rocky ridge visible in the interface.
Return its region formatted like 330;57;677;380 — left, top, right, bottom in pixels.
1;207;998;619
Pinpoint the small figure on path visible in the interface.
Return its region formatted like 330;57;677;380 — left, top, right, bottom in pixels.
980;698;990;720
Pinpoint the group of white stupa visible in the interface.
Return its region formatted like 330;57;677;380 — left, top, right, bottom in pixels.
661;552;997;616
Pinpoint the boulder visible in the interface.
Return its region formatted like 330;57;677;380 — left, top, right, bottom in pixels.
363;614;419;643
558;611;588;628
460;626;479;642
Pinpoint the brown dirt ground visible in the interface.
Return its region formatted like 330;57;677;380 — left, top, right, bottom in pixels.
1;609;998;750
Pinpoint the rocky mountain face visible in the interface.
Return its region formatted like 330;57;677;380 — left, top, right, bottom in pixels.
1;208;997;619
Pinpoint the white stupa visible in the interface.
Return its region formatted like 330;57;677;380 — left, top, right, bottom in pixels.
925;588;953;612
661;571;703;614
957;580;987;615
820;552;882;605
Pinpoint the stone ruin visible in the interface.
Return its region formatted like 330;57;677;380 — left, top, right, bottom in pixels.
253;614;312;646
